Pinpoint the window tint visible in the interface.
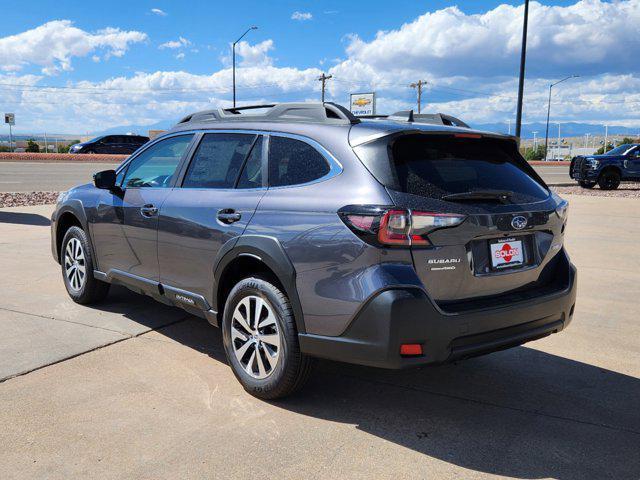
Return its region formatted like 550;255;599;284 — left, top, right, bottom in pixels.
123;134;193;188
182;133;256;189
268;136;330;187
237;136;263;189
354;134;549;203
104;136;119;144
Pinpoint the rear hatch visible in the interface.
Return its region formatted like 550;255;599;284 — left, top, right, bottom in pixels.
352;131;568;309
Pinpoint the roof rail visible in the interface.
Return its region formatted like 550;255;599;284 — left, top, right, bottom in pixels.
363;110;470;128
176;102;360;126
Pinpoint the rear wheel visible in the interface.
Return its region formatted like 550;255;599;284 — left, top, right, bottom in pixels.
222;276;314;400
598;170;621;190
578;180;595;189
61;226;110;304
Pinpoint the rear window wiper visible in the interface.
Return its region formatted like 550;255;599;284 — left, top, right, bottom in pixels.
442;190;513;204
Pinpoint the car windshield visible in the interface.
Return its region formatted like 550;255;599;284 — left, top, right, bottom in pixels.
86;136;104;143
603;144;633;156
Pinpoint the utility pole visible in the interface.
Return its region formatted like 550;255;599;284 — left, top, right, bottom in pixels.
604;125;608;153
318;73;332;102
44;132;48;153
410;80;426;113
515;0;530;138
557;123;561;160
532;131;538;150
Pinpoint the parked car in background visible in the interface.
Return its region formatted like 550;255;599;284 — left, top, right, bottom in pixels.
69;134;149;155
52;102;576;399
570;144;640;189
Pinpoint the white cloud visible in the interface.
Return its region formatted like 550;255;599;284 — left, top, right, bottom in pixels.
5;1;640;133
150;8;167;16
291;11;313;21
0;20;147;75
342;0;640;78
235;39;274;67
175;53;185;60
159;36;191;49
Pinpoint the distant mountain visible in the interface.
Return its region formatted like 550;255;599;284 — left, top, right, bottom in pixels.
91;119;176;136
5;119;637;142
473;122;640;139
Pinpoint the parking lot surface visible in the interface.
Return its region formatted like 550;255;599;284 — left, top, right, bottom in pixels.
0;196;638;479
0;161;570;192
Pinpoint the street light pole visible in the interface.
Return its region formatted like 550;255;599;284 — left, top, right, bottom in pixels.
232;26;258;108
515;0;529;138
544;75;578;160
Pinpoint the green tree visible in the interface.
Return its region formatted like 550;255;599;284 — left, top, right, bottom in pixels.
58;140;81;153
524;145;546;161
25;139;40;153
594;142;614;155
0;145;10;152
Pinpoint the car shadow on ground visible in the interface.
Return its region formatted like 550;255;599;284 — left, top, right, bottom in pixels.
140;310;639;480
0;211;51;226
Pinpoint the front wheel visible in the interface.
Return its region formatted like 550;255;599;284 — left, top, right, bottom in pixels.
222;276;314;400
598;170;621;190
61;226;110;304
578;180;596;189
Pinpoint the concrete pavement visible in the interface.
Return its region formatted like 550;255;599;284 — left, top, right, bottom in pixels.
0;197;638;479
0;161;572;192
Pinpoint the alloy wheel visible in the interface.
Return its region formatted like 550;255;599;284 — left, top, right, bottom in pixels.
231;295;281;379
64;238;86;291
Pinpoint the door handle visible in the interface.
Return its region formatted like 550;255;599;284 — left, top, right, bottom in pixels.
140;204;158;217
217;209;241;224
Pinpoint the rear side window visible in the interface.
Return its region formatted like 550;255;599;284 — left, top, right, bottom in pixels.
354;134;549;203
268;136;330;187
237;136;263;189
183;133;256;188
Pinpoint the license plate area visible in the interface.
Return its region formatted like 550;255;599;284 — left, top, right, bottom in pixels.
489;237;524;270
470;235;536;275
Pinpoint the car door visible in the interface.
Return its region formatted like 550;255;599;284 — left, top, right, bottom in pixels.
157;132;267;306
91;134;195;286
625;147;640;177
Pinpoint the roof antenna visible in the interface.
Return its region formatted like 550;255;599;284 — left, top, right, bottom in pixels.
388;110;414;122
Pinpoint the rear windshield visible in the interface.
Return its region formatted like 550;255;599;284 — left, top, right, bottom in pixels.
354;134;549;203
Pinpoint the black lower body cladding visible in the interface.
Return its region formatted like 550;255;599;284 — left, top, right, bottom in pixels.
299;257;577;369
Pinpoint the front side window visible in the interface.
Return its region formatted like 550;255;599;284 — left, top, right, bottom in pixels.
122;134;194;188
268;136;330;187
182;133;257;189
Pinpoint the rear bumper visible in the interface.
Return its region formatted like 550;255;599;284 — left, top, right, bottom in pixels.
299;262;577;369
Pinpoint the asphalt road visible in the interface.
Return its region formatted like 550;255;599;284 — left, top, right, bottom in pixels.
0;195;638;479
0;161;572;192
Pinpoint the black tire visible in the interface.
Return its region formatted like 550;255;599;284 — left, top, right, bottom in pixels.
578;180;596;189
598;170;621;190
61;226;110;304
222;276;314;400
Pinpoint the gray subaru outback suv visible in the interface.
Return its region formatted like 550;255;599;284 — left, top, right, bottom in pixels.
51;102;577;399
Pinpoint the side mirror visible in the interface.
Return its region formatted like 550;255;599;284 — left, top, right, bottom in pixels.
94;169;118;190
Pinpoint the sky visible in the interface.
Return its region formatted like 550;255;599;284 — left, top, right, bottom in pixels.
1;0;639;134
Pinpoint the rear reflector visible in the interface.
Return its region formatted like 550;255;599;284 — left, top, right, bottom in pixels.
400;344;423;356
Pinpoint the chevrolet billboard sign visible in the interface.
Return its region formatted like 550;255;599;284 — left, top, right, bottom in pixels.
350;93;375;116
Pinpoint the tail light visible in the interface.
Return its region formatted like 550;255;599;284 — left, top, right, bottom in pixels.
339;205;466;247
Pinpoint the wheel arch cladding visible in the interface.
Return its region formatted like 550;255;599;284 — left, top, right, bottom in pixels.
55;204;88;262
213;235;306;334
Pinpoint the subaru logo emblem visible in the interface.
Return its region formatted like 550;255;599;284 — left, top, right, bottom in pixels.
511;216;528;230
